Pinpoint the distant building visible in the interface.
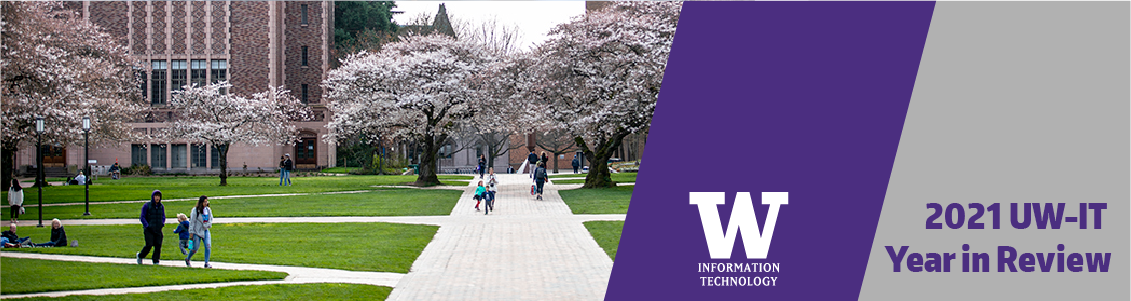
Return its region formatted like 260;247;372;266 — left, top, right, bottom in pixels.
12;1;336;176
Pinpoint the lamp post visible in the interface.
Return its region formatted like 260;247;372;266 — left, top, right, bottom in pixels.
82;115;91;216
35;115;45;228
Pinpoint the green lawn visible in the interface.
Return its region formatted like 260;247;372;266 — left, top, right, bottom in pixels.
15;283;391;301
0;258;286;295
584;221;624;261
550;173;637;184
3;175;471;205
2;222;437;273
558;186;634;214
5;189;461;220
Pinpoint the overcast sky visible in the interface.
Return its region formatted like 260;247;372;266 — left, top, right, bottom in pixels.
390;1;587;51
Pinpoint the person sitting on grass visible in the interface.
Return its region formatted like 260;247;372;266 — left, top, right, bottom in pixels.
474;181;487;211
173;213;191;255
2;224;31;247
33;219;67;247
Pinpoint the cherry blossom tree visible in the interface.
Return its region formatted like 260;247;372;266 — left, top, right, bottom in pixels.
1;1;145;189
325;35;495;186
527;1;681;188
166;82;311;186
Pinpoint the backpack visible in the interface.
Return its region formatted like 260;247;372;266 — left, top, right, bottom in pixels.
535;168;546;180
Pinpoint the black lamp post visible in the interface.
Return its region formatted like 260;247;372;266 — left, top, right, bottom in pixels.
82;115;91;216
35;115;45;228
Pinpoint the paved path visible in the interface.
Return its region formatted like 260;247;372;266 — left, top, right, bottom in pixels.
0;252;404;300
386;173;615;301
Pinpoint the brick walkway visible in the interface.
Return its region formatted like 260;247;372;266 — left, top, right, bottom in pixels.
386;173;615;301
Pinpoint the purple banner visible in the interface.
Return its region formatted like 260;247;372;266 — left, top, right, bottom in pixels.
606;2;935;300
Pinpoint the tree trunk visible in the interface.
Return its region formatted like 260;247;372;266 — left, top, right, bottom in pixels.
376;140;386;175
414;134;442;186
1;143;17;191
552;153;560;174
577;132;628;189
218;143;230;186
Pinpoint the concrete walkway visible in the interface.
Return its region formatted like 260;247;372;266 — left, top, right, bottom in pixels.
386;173;615;301
0;252;404;300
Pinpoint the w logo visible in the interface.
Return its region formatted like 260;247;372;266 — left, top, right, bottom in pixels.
690;192;789;259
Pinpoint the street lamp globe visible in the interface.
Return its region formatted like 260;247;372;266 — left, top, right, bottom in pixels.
35;115;44;133
82;115;91;131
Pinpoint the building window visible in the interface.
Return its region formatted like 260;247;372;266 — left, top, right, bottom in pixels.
211;60;227;94
131;144;148;166
171;144;188;168
191;144;207;168
210;144;222;168
150;144;167;169
301;84;309;104
171;60;187;91
300;4;308;25
151;60;166;105
301;46;309;66
190;59;207;88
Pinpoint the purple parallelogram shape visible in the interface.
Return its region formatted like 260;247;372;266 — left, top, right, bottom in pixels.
605;2;935;300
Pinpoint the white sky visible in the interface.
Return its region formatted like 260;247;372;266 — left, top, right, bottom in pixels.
391;1;587;51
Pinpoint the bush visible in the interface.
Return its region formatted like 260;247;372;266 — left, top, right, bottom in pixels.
127;164;151;176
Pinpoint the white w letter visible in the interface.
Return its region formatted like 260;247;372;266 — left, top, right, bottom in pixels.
689;192;788;259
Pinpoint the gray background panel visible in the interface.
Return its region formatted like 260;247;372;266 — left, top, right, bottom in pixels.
859;2;1129;300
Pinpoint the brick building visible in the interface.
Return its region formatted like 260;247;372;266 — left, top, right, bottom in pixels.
12;1;336;175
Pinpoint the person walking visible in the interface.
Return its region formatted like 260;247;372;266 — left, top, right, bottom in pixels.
526;150;538;177
486;167;498;212
9;179;23;224
534;162;548;201
280;154;293;186
477;154;487;179
137;190;165;264
571;155;580;174
187;195;214;268
540;152;549;171
135;191;165;264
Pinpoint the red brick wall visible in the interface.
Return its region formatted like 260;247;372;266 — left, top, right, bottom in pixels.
284;1;324;105
229;1;271;95
89;1;129;48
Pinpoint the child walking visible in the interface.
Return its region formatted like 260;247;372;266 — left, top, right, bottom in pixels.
173;213;191;256
474;181;487;211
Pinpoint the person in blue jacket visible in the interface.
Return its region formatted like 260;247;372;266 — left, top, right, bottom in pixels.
136;190;165;264
173;213;191;256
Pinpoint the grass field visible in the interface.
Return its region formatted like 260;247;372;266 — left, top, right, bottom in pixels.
14;283;391;301
2;222;437;273
550;173;637;184
0;258;287;295
583;221;624;261
558;186;634;214
4;189;461;220
3;175;471;205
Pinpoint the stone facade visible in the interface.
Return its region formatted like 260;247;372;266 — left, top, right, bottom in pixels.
12;1;337;175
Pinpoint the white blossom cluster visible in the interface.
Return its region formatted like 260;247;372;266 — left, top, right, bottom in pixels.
165;82;312;148
2;1;145;151
324;34;497;145
325;2;680;148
